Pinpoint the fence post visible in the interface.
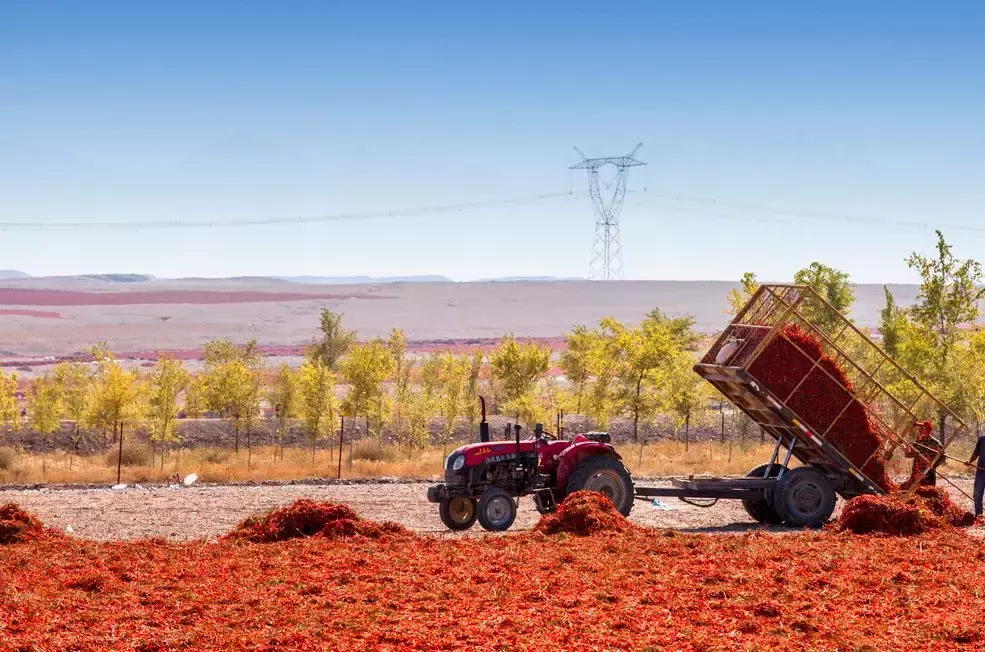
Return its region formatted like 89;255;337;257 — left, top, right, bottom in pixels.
337;416;344;480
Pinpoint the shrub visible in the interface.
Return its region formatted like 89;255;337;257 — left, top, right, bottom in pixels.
0;447;18;471
105;442;152;467
351;439;399;463
198;448;232;465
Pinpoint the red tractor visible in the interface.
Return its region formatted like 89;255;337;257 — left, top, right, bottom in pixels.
426;398;634;531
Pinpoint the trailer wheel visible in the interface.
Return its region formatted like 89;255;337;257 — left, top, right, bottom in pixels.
741;463;785;525
772;466;836;528
565;455;634;517
439;497;477;531
477;489;517;532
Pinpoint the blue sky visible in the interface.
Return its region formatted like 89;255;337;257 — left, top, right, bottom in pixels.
1;1;983;282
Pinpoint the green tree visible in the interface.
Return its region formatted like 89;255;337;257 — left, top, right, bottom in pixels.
29;373;63;478
200;339;263;453
462;351;484;433
614;318;678;442
584;319;622;429
309;309;356;370
146;356;189;469
341;339;395;445
561;325;595;413
183;376;205;418
490;335;550;415
726;272;759;315
643;308;699;350
433;352;469;455
905;230;985;436
53;362;92;458
297;359;338;462
0;369;19;439
662;351;708;450
879;285;907;357
268;363;299;461
793;262;855;332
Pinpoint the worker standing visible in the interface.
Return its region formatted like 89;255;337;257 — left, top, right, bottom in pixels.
967;433;985;517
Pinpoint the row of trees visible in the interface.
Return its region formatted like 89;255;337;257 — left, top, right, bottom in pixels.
4;229;985;469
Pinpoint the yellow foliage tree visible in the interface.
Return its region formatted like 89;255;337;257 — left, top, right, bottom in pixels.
341;339;394;445
200;339;263;453
267;363;299;461
87;351;142;483
147;356;189;469
29;373;63;478
53;362;92;457
490;335;550;419
297;359;338;462
0;369;19;439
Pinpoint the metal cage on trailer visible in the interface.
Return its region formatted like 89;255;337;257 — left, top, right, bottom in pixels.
633;284;970;527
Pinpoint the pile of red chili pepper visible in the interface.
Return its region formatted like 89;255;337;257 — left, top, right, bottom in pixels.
838;486;976;535
226;499;409;543
535;491;632;536
0;502;50;545
749;324;894;490
2;503;984;650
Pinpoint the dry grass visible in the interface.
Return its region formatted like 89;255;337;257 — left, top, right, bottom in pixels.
0;439;976;486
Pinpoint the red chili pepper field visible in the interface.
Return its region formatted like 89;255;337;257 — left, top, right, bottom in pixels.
2;498;985;651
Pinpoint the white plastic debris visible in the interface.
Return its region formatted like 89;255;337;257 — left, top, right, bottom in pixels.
183;473;198;487
111;483;127;490
650;499;673;510
65;525;74;534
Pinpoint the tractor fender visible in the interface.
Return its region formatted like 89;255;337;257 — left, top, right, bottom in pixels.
555;442;622;495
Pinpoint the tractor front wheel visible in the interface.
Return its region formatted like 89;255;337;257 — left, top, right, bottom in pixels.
477;489;518;532
565;455;634;517
439;497;477;531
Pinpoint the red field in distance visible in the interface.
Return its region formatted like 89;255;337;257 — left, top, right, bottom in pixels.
0;288;392;306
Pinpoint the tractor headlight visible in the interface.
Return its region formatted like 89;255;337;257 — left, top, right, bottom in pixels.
451;455;466;472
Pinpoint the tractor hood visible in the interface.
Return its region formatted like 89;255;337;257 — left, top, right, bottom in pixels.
448;440;538;467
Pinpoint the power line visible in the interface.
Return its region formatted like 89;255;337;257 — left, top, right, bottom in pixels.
0;191;576;232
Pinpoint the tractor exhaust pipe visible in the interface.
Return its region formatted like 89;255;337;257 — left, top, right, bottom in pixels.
479;396;490;443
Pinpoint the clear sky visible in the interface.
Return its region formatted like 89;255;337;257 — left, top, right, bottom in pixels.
2;1;983;282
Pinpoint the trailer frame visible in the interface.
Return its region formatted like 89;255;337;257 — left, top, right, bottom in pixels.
631;283;971;526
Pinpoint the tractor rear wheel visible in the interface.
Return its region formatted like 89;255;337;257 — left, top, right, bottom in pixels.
772;466;836;528
439;497;477;531
565;455;634;517
740;463;785;525
477;489;517;532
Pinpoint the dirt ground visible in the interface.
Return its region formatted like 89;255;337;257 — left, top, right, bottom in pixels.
1;475;977;541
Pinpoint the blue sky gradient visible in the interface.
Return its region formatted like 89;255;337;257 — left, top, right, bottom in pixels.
1;1;983;281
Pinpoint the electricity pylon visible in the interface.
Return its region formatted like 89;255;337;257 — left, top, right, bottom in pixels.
570;144;645;280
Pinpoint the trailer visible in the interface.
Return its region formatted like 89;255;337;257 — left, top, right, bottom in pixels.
634;284;969;528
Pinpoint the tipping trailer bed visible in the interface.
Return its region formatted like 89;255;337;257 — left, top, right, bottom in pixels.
633;284;969;525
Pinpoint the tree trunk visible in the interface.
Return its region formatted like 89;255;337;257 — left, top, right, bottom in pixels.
234;422;240;453
116;421;124;484
684;414;691;452
311;437;316;464
632;374;643;442
719;400;726;444
938;409;948;442
247;426;252;469
41;437;46;480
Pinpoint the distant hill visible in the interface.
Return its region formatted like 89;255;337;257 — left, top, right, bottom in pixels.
0;270;29;280
477;276;583;282
78;274;154;283
277;275;453;285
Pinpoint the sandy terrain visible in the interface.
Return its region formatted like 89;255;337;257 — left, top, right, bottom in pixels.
1;476;976;541
0;278;926;358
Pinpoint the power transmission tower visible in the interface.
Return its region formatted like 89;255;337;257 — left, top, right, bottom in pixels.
570;144;646;280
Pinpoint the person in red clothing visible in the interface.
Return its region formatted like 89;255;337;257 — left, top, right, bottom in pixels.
904;420;944;487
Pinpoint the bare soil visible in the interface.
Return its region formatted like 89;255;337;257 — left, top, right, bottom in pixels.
0;476;976;541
